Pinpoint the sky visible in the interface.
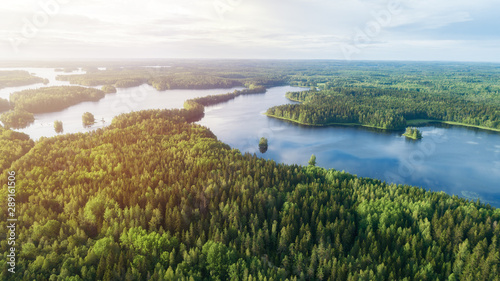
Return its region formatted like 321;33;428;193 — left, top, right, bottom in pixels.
0;0;499;62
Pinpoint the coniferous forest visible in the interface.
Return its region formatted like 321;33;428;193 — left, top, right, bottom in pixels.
0;61;499;280
1;0;500;275
266;88;500;131
1;91;499;280
0;98;11;112
0;109;35;129
9;86;106;114
0;71;45;89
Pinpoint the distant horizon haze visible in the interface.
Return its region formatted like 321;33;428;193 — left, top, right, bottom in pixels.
1;0;499;62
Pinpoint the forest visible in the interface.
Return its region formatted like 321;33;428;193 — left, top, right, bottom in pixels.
0;98;11;112
0;109;35;129
55;68;149;87
189;85;266;107
0;125;34;171
149;75;242;91
0;70;46;89
0;60;499;280
50;61;500;133
101;85;117;94
0;86;106;129
55;66;287;90
266;87;500;131
9;86;106;114
0;88;499;280
5;59;500;101
285;61;500;106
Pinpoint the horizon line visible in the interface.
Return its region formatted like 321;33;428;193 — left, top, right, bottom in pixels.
1;58;500;64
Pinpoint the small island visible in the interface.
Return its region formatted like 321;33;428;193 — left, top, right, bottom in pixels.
54;120;64;133
403;127;423;140
10;86;106;114
82;112;95;127
259;137;268;153
0;109;35;129
0;70;45;89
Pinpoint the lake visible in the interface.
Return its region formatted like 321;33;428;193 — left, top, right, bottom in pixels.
2;69;500;206
199;86;500;207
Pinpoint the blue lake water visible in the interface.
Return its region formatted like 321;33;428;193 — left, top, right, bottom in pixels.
198;86;500;207
1;69;499;206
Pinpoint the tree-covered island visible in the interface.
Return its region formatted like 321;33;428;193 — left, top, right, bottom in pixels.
403;127;423;140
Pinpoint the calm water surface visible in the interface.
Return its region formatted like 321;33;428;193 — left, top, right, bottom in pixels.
198;86;500;207
2;69;499;206
0;68;88;100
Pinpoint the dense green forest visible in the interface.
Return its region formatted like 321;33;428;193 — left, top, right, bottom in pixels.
189;86;266;107
266;87;500;130
1;86;106;129
285;61;500;105
55;67;287;90
41;61;500;132
9;86;106;114
149;75;242;91
0;125;34;171
0;109;35;129
1;96;499;280
4;59;500;101
52;60;500;132
0;98;11;112
0;71;45;89
56;68;149;87
1;60;500;280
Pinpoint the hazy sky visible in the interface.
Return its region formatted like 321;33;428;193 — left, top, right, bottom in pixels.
1;0;499;61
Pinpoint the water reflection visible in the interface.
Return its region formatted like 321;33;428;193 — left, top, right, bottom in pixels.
1;68;499;207
198;86;500;207
13;84;243;140
0;67;88;100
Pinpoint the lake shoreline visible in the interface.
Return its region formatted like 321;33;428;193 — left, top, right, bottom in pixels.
266;102;500;133
264;112;392;130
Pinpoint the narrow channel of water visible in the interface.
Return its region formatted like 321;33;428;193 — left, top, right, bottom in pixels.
2;69;499;206
198;86;500;207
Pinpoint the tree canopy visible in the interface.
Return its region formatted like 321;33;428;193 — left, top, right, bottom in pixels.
267;87;500;131
0;98;11;112
0;109;35;129
54;120;64;134
0;70;44;89
403;127;423;140
10;86;106;114
82;112;95;126
0;60;499;280
0;95;498;280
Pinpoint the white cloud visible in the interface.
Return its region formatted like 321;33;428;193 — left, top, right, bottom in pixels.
0;0;498;60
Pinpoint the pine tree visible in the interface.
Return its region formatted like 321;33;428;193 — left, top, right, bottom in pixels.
308;154;316;166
